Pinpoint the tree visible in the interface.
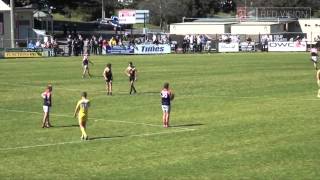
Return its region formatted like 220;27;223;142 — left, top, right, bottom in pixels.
234;0;319;9
6;0;319;23
136;0;221;29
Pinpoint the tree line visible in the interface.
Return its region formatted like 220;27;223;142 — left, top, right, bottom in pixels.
136;0;320;28
4;0;320;25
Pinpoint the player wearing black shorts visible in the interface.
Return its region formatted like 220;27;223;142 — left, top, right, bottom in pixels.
124;62;137;95
103;63;113;95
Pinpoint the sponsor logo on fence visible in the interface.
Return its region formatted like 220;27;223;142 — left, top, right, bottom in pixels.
268;41;306;52
5;48;43;52
5;51;42;58
106;46;134;54
134;44;171;54
240;42;255;51
218;43;239;52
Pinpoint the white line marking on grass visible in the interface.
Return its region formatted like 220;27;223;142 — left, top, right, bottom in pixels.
3;82;319;101
0;129;195;151
179;94;320;101
0;82;106;93
0;108;195;131
0;82;154;95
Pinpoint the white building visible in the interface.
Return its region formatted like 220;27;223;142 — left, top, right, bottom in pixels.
169;17;320;43
231;21;286;35
0;0;35;48
291;19;320;42
170;22;237;35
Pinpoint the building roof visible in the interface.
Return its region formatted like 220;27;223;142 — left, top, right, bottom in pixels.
184;17;298;23
0;0;10;11
232;22;280;26
171;22;237;25
15;6;36;12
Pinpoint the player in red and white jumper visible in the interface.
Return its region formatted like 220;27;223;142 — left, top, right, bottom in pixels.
41;84;53;128
160;82;174;128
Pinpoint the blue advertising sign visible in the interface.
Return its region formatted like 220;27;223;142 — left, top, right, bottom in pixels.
134;44;171;54
106;46;134;54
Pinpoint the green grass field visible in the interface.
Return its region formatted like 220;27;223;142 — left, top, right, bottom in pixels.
0;53;319;179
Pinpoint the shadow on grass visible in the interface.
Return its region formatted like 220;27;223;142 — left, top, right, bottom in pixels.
170;123;204;128
139;91;159;95
51;124;79;128
89;135;124;140
82;74;103;79
115;91;159;96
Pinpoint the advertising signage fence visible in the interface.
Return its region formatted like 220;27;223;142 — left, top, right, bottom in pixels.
218;43;239;52
240;42;255;52
4;48;43;58
5;51;42;58
104;44;171;55
218;41;306;52
268;41;307;52
134;44;171;54
106;46;134;54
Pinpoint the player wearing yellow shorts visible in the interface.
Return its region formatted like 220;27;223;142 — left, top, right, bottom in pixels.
73;92;90;140
316;70;320;98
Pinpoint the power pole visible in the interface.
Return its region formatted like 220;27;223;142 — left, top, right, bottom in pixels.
102;0;105;19
159;0;162;29
10;0;15;48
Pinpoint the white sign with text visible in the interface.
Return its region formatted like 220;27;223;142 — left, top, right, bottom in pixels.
218;43;239;52
268;41;307;52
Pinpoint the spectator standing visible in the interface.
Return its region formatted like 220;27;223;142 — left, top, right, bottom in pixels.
67;35;72;56
79;35;84;55
84;38;89;55
98;36;103;55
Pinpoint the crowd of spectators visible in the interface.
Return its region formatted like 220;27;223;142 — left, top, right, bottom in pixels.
128;33;171;45
314;35;320;47
182;34;209;53
26;37;58;50
219;34;240;43
25;37;59;55
24;32;318;55
150;33;170;44
66;34;129;56
63;32;175;56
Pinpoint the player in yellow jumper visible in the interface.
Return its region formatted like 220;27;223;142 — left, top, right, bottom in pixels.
73;92;90;140
317;70;320;98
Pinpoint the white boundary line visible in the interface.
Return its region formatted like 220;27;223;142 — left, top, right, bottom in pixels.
0;108;196;151
0;129;194;151
2;82;320;101
178;95;320;101
0;108;195;131
0;82;154;95
0;82;106;93
1;82;319;101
